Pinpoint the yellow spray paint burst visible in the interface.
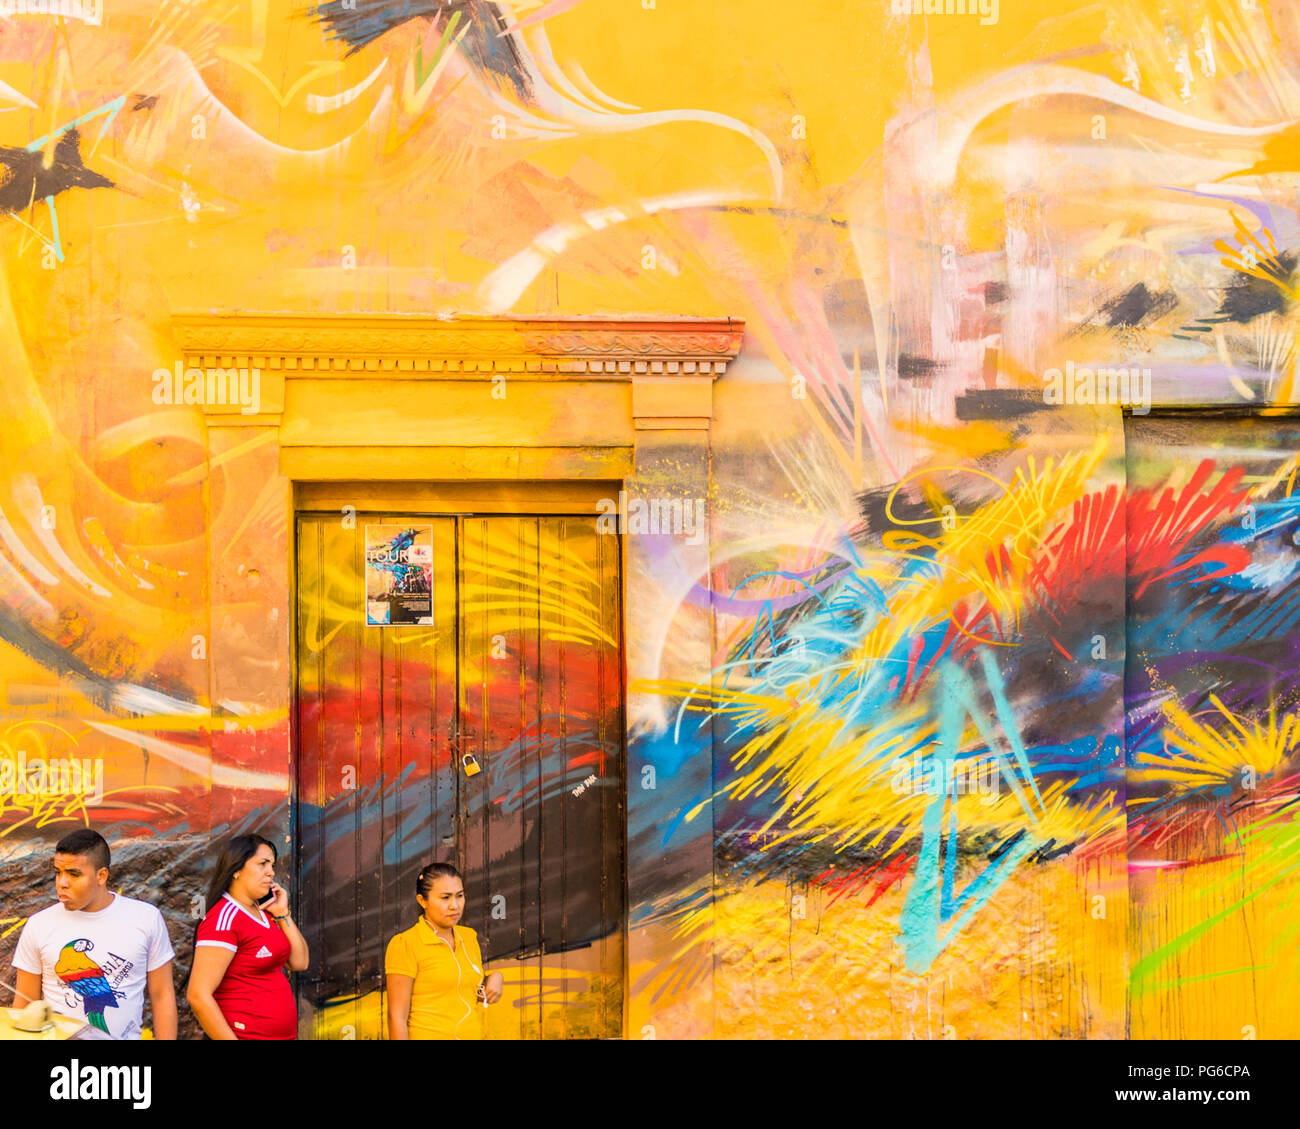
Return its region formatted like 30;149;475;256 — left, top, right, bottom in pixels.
1021;781;1123;845
653;441;1108;725
664;673;1122;859
860;434;1108;660
1136;695;1299;790
1215;214;1297;303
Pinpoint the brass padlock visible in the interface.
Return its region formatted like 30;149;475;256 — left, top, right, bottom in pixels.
461;753;481;777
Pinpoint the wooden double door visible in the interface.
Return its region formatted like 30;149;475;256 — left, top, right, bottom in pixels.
294;503;625;1038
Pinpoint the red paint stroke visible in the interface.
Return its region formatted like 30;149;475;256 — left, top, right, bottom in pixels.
930;463;1253;676
1026;462;1249;605
905;629;926;677
1140;544;1251;593
1124;777;1299;861
1031;483;1128;597
810;852;912;909
1125;461;1252;598
863;852;912;907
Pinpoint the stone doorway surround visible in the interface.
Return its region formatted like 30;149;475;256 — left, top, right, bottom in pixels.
171;313;744;1038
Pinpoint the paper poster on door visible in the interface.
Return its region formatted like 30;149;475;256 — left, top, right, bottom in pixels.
365;525;433;625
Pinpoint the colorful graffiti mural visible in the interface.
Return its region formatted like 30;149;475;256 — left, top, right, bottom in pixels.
3;0;1300;1042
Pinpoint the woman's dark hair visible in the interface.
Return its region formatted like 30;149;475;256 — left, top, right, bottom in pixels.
416;862;462;901
204;834;277;917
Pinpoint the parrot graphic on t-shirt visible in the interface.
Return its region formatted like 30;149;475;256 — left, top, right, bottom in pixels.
54;939;118;1033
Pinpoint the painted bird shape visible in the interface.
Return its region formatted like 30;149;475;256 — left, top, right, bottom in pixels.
388;528;420;554
310;0;531;100
54;939;118;1034
0;129;114;213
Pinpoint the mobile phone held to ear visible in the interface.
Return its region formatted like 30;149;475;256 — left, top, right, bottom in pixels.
258;885;277;908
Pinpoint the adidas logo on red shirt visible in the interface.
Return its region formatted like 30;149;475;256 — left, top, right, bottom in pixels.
255;945;273;958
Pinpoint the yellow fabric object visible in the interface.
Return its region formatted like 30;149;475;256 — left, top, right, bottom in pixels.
385;919;485;1040
0;1007;82;1040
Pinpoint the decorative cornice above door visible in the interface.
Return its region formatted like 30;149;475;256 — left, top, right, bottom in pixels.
169;313;745;477
171;313;744;376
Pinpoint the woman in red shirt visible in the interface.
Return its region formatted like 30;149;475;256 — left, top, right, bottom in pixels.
187;834;309;1039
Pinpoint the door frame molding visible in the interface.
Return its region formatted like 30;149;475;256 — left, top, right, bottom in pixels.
176;313;744;1039
295;480;622;514
173;312;741;476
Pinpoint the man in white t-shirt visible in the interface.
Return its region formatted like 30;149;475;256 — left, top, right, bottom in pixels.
9;828;177;1040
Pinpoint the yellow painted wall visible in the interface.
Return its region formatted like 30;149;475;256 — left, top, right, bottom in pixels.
3;0;1300;1040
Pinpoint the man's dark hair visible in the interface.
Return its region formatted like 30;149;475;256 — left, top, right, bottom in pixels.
54;829;110;873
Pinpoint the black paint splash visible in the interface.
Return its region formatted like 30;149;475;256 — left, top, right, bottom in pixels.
1218;250;1296;322
897;354;941;380
308;0;532;101
1097;282;1178;328
0;129;114;213
954;388;1043;420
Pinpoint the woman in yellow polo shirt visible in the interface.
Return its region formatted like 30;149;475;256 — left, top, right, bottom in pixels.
385;863;504;1040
